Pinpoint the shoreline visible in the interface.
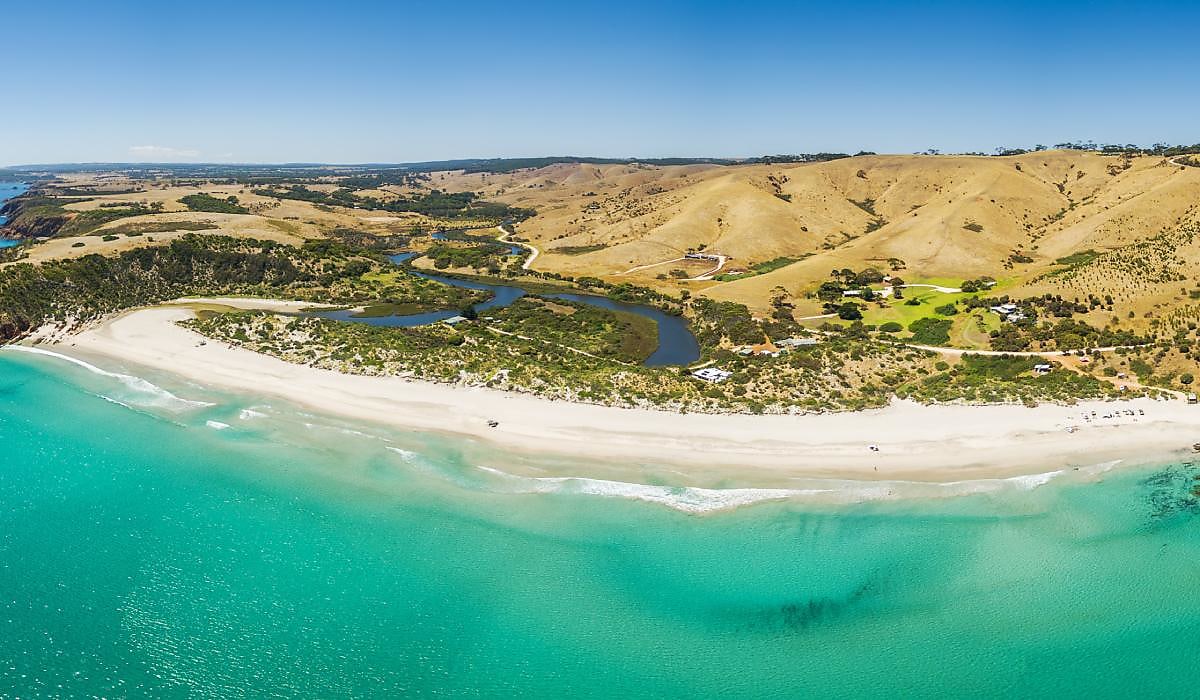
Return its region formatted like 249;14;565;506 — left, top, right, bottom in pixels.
22;301;1200;485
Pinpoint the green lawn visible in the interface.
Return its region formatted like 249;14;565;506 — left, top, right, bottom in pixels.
796;275;1014;349
951;310;1001;348
846;284;1001;348
859;289;963;326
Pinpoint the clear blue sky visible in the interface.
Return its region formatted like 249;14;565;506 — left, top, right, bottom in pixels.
2;0;1196;165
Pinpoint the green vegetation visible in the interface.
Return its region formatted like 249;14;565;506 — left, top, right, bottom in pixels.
490;297;658;363
0;235;475;341
849;199;886;233
907;318;952;345
1054;250;1102;267
180;194;250;214
551;244;607;255
252;185;532;223
0;195;166;237
59;202;165;236
751;256;802;274
0;242;29;263
959;277;995;293
426;242;515;272
325;227;410;251
0;196;75;237
987;314;1148;352
187;308;934;413
900;354;1127;404
837;302;863;321
688;298;764;347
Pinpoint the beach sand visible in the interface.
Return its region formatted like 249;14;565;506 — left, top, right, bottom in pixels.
37;300;1200;484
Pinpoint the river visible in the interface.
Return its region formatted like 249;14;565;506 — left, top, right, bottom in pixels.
311;252;701;366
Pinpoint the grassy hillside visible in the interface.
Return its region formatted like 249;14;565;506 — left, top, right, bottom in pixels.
461;152;1199;318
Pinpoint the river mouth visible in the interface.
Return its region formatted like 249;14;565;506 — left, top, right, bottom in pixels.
307;252;701;367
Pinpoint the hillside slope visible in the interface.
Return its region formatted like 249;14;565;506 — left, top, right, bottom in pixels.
462;152;1199;318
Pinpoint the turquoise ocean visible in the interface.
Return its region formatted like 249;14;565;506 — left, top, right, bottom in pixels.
2;348;1200;698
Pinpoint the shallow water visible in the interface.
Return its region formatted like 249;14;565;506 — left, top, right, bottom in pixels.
2;350;1200;697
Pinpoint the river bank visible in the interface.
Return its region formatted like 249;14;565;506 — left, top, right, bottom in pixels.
29;300;1200;486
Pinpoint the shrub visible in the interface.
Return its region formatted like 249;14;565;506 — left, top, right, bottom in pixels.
180;193;250;214
879;321;903;333
908;318;952;345
837;302;863;321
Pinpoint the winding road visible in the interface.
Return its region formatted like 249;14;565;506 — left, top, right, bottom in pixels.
620;254;729;280
497;225;540;270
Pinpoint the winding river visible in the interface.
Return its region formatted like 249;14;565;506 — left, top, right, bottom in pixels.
311;253;701;366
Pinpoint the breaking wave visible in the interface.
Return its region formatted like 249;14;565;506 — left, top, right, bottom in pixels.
4;346;214;413
466;461;1122;514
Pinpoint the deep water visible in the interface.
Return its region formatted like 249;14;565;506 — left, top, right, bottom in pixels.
2;350;1200;698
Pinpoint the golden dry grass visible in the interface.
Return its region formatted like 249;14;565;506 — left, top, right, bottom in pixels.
440;152;1200;325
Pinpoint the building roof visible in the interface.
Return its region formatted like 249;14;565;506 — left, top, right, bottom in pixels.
692;367;732;382
778;337;820;347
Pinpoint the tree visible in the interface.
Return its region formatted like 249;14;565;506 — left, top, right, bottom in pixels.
837;302;863;321
817;281;845;302
854;268;884;286
1182;373;1195;386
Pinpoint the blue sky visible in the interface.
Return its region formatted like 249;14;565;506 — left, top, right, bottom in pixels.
1;0;1197;165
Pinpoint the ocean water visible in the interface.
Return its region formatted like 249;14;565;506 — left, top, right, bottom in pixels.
0;181;29;240
2;350;1200;697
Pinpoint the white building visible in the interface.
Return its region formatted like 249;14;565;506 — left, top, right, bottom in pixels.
1033;364;1052;375
777;337;820;347
692;368;733;383
989;303;1019;316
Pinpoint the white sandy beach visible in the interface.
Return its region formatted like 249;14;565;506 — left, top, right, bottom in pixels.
30;300;1200;484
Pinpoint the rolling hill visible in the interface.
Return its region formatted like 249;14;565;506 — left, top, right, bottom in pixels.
442;151;1200;323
